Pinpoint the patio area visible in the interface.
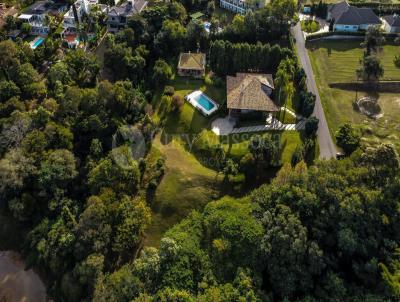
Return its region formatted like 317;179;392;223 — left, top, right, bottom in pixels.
211;113;305;136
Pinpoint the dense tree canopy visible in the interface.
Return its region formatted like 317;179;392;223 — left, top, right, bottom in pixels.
0;1;399;301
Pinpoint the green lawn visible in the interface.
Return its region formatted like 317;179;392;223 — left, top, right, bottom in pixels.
308;40;400;82
194;129;303;163
144;136;221;247
222;131;302;164
308;40;400;150
145;75;307;246
156;75;226;135
144;129;304;246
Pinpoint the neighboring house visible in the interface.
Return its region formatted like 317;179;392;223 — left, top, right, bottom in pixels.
226;73;279;117
219;0;265;15
7;29;23;40
63;0;93;31
107;0;148;33
177;52;206;78
327;1;381;32
0;4;18;28
18;1;67;35
383;14;400;33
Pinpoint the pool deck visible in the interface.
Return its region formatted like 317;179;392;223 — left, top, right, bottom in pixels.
185;90;219;116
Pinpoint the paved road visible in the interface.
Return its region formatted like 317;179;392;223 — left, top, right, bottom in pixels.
292;23;337;159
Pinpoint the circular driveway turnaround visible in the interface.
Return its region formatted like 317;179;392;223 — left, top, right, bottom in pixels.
291;23;337;159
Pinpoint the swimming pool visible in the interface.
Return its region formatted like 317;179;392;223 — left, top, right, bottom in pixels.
185;90;218;116
204;22;211;33
30;37;45;49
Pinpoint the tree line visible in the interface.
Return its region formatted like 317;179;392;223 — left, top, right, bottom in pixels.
210;40;292;76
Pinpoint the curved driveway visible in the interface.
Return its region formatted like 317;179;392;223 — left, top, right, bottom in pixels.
291;23;337;159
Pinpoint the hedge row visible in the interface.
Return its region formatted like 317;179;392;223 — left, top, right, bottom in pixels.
305;31;399;41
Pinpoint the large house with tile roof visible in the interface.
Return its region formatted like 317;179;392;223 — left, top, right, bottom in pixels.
177;52;206;78
226;73;279;117
327;1;381;32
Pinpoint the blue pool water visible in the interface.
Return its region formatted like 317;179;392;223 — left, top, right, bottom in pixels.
32;37;44;49
204;22;211;33
194;93;215;111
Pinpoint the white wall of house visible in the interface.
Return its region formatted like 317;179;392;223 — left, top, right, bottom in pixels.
359;24;375;30
219;0;247;15
383;19;400;33
63;0;93;29
19;14;49;35
390;26;400;33
334;24;359;32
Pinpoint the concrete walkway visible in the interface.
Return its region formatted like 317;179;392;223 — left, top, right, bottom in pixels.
231;120;305;134
211;117;305;136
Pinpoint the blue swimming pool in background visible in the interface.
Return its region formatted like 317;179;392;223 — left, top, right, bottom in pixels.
194;93;215;111
32;37;45;49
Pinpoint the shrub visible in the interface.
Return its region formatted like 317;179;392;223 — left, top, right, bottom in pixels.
297;91;316;118
211;74;224;87
305;117;319;138
239;153;256;180
163;85;175;96
192;130;219;158
291;145;304;167
172;94;184;112
158;95;172;121
301;20;320;33
145;90;153;102
335;123;360;155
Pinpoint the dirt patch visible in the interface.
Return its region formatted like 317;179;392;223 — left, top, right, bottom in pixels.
0;251;46;302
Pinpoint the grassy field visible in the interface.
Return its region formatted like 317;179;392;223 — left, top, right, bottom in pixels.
222;131;302;163
144;136;221;247
144;129;304;246
193;129;303;163
308;40;400;149
146;74;307;246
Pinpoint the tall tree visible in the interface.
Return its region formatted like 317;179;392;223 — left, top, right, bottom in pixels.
357;55;384;83
361;25;385;55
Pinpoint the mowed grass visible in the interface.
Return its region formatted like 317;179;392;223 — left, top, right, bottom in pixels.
196;129;303;163
144;136;220;247
308;40;400;150
221;131;303;163
308;40;400;82
157;75;226;134
146;75;307;246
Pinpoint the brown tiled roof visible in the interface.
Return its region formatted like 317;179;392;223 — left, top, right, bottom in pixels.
227;73;279;112
178;52;205;70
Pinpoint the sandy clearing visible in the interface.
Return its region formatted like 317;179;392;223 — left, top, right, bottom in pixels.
0;251;46;302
